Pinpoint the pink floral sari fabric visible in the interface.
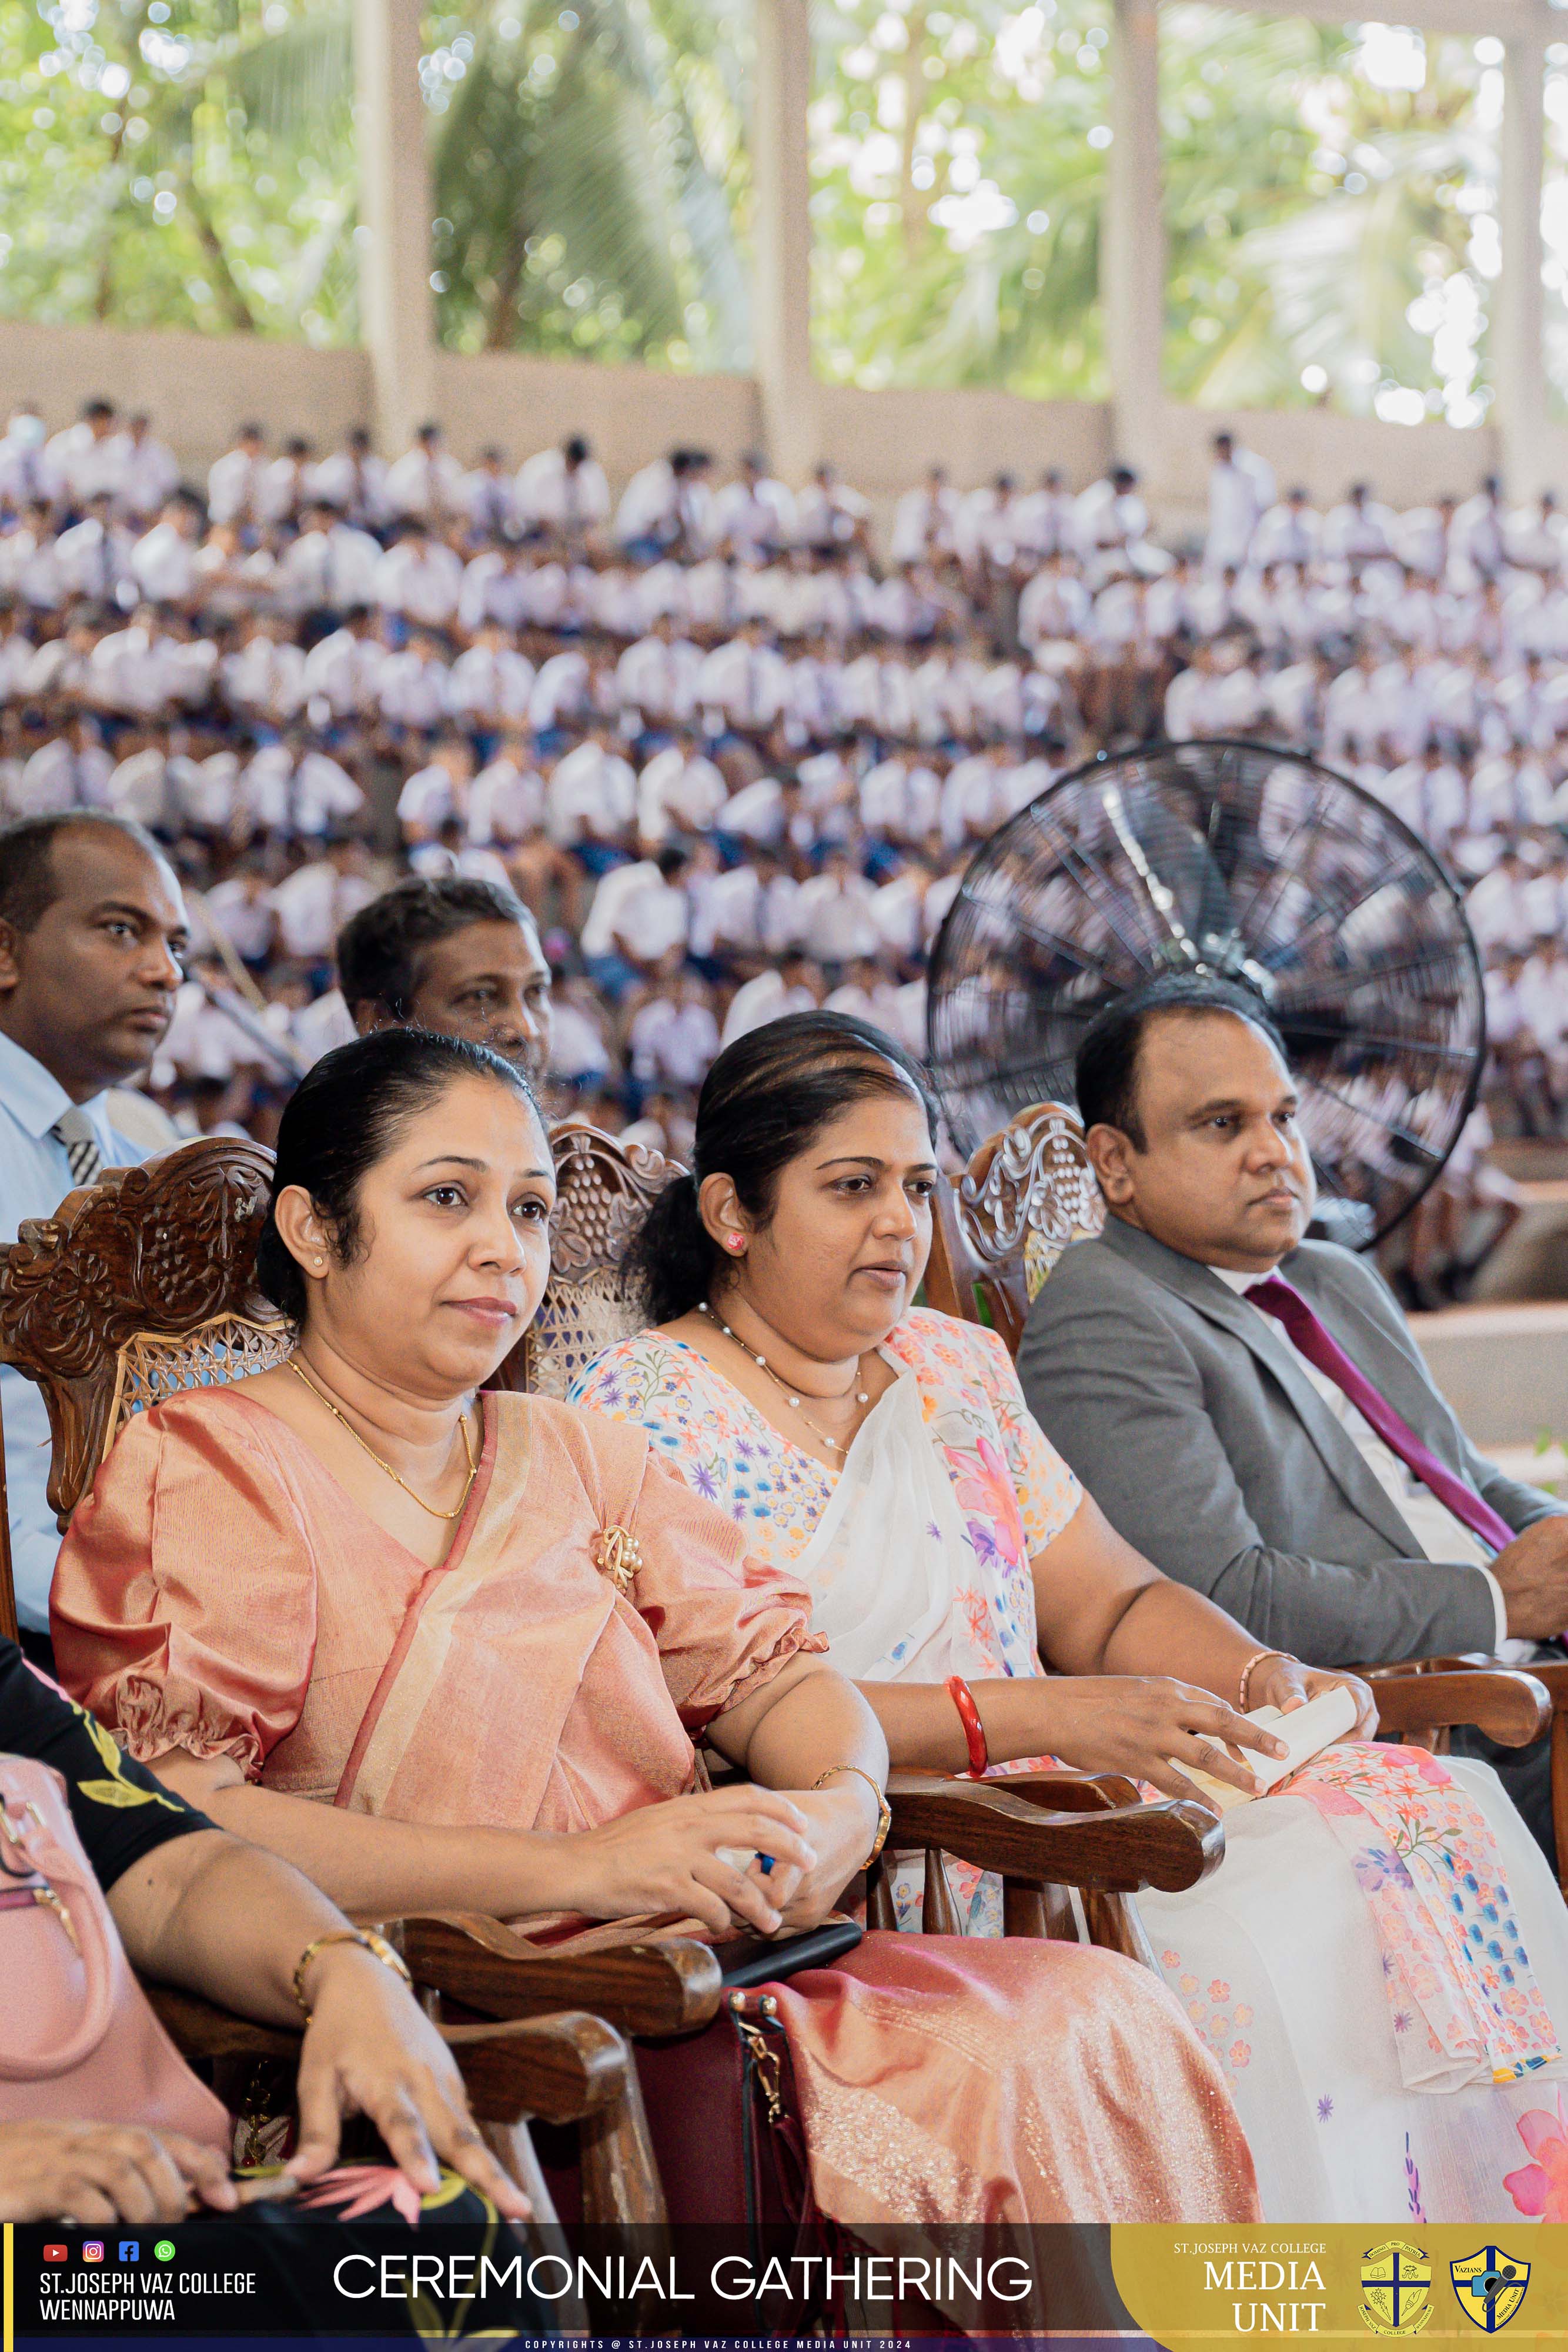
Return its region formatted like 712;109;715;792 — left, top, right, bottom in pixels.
1283;1744;1558;2090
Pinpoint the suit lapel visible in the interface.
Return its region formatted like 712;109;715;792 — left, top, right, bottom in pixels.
1098;1220;1425;1556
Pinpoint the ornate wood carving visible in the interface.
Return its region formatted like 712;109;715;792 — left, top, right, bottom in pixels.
516;1121;684;1398
934;1100;1105;1355
0;1138;284;1525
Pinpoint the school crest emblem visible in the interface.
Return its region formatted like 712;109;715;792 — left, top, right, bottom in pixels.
1450;2249;1530;2332
1361;2242;1432;2335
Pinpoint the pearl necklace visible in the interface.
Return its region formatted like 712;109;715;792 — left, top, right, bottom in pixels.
698;1301;871;1459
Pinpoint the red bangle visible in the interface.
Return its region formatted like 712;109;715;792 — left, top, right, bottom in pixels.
945;1675;989;1779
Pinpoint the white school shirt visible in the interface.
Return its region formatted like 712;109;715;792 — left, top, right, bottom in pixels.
279;522;383;612
459;552;536;636
720;971;820;1050
636;746;727;843
205;877;278;964
375;540;463;628
514;447;611;534
54;516;133;603
301;628;385;719
547;741;637;846
469;754;546;845
269;861;375;960
397;762;464;836
308;448;392;530
447;643;536;727
206;445;265;524
385;445;465;522
1209;1265;1517;1654
890;485;958;566
15;739;113;815
376;647;452;732
629;995;720;1089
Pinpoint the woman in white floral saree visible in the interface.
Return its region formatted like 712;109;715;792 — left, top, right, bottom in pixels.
572;1011;1568;2224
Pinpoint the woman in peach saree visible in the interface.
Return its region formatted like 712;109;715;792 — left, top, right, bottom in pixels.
50;1028;1257;2230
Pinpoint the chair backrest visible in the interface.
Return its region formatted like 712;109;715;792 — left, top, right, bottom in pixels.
927;1100;1105;1357
518;1121;683;1398
0;1137;289;1539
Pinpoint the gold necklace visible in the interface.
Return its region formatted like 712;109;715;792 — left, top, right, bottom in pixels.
698;1301;872;1460
287;1359;479;1521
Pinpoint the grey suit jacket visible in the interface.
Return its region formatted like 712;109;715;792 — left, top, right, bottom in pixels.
1016;1217;1566;1665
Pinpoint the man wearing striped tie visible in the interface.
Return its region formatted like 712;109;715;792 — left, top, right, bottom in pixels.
0;811;188;1664
1019;971;1568;1859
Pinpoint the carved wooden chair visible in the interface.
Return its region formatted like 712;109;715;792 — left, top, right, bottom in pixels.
927;1100;1566;1883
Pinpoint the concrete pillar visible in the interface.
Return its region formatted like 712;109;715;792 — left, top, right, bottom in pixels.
353;0;435;453
1103;0;1166;486
1496;20;1550;497
753;0;820;482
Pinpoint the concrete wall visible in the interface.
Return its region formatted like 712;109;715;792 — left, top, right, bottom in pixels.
1;315;1556;514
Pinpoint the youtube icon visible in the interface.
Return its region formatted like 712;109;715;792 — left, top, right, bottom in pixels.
41;2246;66;2264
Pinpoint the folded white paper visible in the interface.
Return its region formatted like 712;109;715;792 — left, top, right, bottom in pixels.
1175;1681;1360;1813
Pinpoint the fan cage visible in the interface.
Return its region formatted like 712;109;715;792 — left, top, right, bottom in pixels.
925;739;1486;1247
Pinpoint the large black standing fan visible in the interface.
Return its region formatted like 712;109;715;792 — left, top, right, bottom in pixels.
925;740;1486;1244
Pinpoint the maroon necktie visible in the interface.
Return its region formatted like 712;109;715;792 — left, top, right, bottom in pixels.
1245;1273;1516;1554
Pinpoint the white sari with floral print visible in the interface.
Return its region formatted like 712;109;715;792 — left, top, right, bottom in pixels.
573;1307;1568;2222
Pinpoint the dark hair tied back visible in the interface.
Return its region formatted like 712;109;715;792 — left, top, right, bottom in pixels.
255;1028;539;1323
627;1012;939;1326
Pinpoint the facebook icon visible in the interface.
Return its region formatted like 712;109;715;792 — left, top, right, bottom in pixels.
118;2241;139;2263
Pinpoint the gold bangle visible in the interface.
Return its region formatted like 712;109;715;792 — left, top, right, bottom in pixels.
1238;1648;1289;1713
813;1763;892;1869
292;1927;413;2023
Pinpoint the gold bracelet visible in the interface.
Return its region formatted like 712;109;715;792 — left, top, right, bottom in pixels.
813;1764;892;1870
1238;1648;1290;1713
292;1927;413;2023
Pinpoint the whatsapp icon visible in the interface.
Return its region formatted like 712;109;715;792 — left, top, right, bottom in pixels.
154;2241;176;2262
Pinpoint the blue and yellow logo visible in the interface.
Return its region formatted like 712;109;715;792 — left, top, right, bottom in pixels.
1362;2242;1432;2335
1452;2249;1530;2332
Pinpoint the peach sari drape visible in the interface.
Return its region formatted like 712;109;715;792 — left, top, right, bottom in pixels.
51;1386;1258;2225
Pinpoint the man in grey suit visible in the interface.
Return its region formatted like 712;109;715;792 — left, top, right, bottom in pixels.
1018;972;1568;1850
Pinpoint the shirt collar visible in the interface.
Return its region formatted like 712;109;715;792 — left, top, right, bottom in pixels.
0;1028;115;1148
1208;1265;1262;1296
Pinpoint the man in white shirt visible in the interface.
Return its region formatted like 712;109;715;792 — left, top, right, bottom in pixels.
516;435;611;544
54;493;135;606
711;453;796;564
446;623;536;734
113;412;181;523
269;837;376;965
462;446;520;543
546;728;638;863
385;420;465;526
794;462;871;557
0;811;189;1647
309;426;392;532
1073;465;1166;584
629;968;719;1094
279;500;383;620
636;733;727;846
616;448;713;560
1452;475;1508;582
580;844;691;998
0;406;61;512
1204;431;1276;573
46;398;126;512
375;523;464;633
890;465;959;567
796;846;880;967
128;491;204;609
15;718;113;817
1321;480;1398;572
398;735;474;844
206;422;268;527
1251;486;1321;572
719;953;824;1048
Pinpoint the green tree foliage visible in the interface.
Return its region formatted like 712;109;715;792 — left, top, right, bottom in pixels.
423;0;752;368
1162;9;1498;422
808;0;1111;398
0;0;357;340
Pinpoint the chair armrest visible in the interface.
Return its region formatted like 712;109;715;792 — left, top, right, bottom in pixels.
389;1913;724;2036
885;1772;1223;1895
144;1983;630;2127
1356;1664;1550;1746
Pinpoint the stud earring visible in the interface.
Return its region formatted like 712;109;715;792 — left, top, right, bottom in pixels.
726;1234;744;1251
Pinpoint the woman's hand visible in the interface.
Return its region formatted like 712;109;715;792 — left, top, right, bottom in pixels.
560;1784;819;1936
773;1783;882;1928
287;1945;530;2219
1248;1655;1378;1738
1035;1675;1292;1808
0;2119;236;2225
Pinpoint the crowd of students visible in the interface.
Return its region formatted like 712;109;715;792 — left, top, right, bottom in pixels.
1;399;1566;1181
